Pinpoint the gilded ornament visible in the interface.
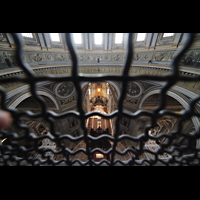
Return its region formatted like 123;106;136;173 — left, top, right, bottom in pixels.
113;54;121;61
56;54;65;61
144;54;149;60
133;54;141;60
105;55;110;60
88;55;92;61
126;82;140;96
57;82;74;97
32;53;42;61
78;55;84;61
47;54;52;61
154;52;166;61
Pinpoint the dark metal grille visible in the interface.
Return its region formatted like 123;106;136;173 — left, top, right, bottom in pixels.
0;33;200;166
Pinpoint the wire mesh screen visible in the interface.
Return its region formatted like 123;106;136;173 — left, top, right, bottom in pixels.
0;33;200;166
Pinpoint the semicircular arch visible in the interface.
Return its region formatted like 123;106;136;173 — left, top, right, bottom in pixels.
138;89;200;148
8;90;59;110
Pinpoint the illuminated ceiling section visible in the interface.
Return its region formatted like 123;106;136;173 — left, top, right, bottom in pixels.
94;33;103;45
73;33;82;44
115;33;123;44
22;33;33;38
136;33;146;41
50;33;60;42
163;33;174;37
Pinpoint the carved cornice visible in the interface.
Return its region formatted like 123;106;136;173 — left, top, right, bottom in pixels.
0;64;199;79
0;48;198;67
1;64;200;96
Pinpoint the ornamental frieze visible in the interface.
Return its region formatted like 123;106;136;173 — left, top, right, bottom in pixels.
152;52;167;61
0;65;200;95
45;54;54;61
29;53;44;62
0;50;195;67
56;54;67;61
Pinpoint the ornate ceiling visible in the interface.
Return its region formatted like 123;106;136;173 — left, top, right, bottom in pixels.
0;33;200;69
0;33;200;165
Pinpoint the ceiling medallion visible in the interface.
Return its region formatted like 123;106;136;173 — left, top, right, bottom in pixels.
126;82;142;98
55;82;75;99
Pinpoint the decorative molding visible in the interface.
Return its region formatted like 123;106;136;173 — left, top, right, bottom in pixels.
0;64;200;96
138;88;200;148
0;64;199;79
143;53;152;61
56;54;67;61
45;53;54;61
126;81;143;99
30;53;44;62
179;50;200;67
0;48;200;69
8;90;59;110
153;52;168;61
54;82;75;99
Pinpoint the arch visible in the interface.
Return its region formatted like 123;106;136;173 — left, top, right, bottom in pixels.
139;89;189;109
139;89;200;149
8;90;59;110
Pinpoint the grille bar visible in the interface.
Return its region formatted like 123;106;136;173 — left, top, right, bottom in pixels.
0;33;199;166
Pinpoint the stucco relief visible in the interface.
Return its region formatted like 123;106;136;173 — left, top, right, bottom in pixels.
180;50;200;66
168;53;175;61
94;55;103;61
46;54;54;61
133;53;141;61
56;82;74;97
126;82;140;97
56;54;66;61
105;55;111;61
153;52;167;61
78;54;85;61
87;55;93;61
143;53;152;61
30;53;44;62
112;54;121;61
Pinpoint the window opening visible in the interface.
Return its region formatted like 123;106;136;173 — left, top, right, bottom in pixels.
73;33;82;44
94;33;103;45
136;33;146;41
163;33;174;37
115;33;123;44
22;33;33;38
50;33;60;42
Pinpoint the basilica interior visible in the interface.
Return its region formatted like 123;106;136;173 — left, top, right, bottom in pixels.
0;33;200;165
